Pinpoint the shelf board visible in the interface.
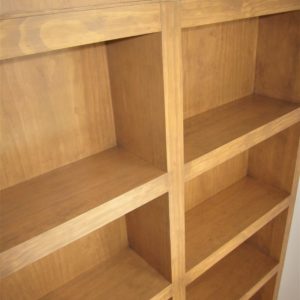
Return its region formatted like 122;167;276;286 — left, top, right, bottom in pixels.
185;177;289;284
41;248;171;300
187;243;278;300
184;94;300;181
0;147;168;278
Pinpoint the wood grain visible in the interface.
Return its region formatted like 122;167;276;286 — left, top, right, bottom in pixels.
0;44;115;189
187;243;278;300
255;11;300;103
126;194;172;280
184;94;300;181
0;147;168;277
40;248;170;300
181;0;300;28
160;2;186;299
107;32;167;170
0;3;161;60
185;177;289;284
185;152;248;211
1;218;128;300
183;18;258;118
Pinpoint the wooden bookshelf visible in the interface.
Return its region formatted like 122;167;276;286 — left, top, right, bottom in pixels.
1;1;299;299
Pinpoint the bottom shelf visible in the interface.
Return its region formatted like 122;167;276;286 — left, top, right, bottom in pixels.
41;248;170;300
187;243;278;300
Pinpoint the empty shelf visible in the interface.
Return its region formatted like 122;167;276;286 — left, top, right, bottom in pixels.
41;248;171;300
186;177;288;283
0;147;168;277
184;94;300;180
187;243;278;300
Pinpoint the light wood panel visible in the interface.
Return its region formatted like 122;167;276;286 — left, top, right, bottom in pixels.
0;147;168;277
187;243;278;300
0;3;161;60
0;0;157;19
126;194;172;280
183;18;258;118
181;0;300;28
185;177;288;284
107;33;167;170
40;248;170;300
185;152;248;211
1;218;128;300
249;276;277;300
0;43;115;189
160;2;186;299
255;11;300;103
184;94;300;181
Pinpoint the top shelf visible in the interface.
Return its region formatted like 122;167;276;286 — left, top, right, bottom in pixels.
0;147;168;278
184;94;300;181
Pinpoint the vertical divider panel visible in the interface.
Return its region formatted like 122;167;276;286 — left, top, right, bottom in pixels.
160;2;186;299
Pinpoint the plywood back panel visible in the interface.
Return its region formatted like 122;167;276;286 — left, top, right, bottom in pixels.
185;152;248;211
0;43;116;189
182;18;258;118
255;11;300;103
126;194;171;280
1;217;128;300
248;124;300;193
107;33;167;170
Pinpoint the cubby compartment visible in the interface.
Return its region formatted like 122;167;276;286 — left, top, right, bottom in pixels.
1;194;172;300
250;276;277;300
182;11;300;180
186;211;287;300
0;32;168;277
185;124;300;283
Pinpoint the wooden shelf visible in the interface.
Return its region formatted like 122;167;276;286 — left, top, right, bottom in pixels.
184;94;300;181
0;147;168;278
185;177;288;284
40;248;171;300
187;243;278;300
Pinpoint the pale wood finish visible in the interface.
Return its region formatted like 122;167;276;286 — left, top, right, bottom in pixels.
183;18;258;118
126;194;172;280
107;33;167;170
1;218;128;300
0;3;161;60
187;243;278;300
40;249;170;300
250;276;277;300
0;148;168;277
184;94;300;181
161;2;186;298
0;44;115;189
186;177;289;284
181;0;300;28
185;152;248;211
255;12;300;103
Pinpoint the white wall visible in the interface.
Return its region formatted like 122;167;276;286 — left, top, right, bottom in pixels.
278;181;300;300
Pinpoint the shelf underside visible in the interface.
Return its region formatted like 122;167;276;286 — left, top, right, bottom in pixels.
41;248;170;300
0;146;167;276
184;94;300;178
187;243;278;300
186;177;288;273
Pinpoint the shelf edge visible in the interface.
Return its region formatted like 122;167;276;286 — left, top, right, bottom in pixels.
0;173;168;278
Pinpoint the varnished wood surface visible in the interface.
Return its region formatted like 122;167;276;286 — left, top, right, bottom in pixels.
183;18;258;118
1;218;128;300
40;248;171;300
0;43;115;189
181;0;300;28
0;147;168;277
184;94;300;181
185;177;288;283
255;11;300;103
187;243;278;300
0;3;161;60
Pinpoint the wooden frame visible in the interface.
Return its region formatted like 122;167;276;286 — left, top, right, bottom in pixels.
1;1;299;299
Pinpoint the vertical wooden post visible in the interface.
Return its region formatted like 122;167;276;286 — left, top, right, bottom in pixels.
161;2;186;299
